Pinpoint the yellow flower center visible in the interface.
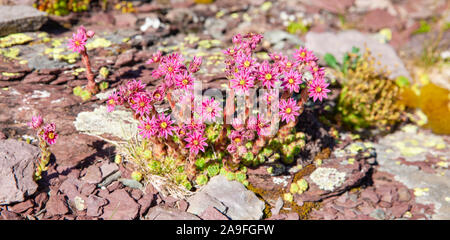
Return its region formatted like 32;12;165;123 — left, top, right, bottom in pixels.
286;62;292;67
288;78;294;84
286;108;292;114
182;79;188;85
108;99;115;105
168;66;173;72
268;96;272;101
130;99;135;104
153;57;158;61
140;102;145;107
239;79;246;86
230;49;235;53
207;107;213;113
193;140;199;145
313;67;318;72
244;60;250;67
48;132;54;139
160;122;167;129
234;137;241;143
316;87;322;93
75;40;80;46
265;73;272;80
145;125;151;130
301;52;306;57
154;93;160;99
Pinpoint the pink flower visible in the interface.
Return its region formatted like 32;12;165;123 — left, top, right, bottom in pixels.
269;52;284;62
308;78;330;102
232;34;242;44
138;116;157;139
229;130;243;145
151;87;165;102
146;51;162;64
42;123;58;145
293;47;316;64
127;79;146;93
307;64;325;79
258;61;278;89
175;72;194;90
86;30;95;38
131;93;152;116
236;54;256;70
248;114;270;136
106;90;121;112
223;46;240;57
68;30;87;53
230;70;255;94
231;118;244;131
201;97;221;122
278;58;297;73
159;54;183;81
155;114;175;139
184;131;208;155
263;89;278;104
226;143;237;153
28;115;43;129
279;98;301;123
188;56;202;73
282;70;302;93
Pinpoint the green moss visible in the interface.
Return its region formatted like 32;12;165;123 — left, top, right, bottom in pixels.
0;33;33;48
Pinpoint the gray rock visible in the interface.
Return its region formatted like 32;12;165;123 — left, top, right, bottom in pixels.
98;171;121;188
187;175;265;220
204;18;227;40
305;30;410;79
74;106;139;141
100;162;119;180
118;178;143;190
0;139;39;205
0;5;47;37
370;209;386;220
145;206;200;220
264;30;303;51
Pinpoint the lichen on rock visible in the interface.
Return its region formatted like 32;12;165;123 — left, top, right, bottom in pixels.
310;167;346;192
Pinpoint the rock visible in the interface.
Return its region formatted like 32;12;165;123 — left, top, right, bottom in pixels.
305;30;410;79
187;175;265;220
100;162;119;180
370;209;386;220
46;195;69;216
98;171;121;188
0;139;39;205
360;189;380;204
100;189;140;220
82;165;103;185
34;192;49;210
271;197;284;216
0;210;23;220
267;212;299;220
114;13;137;28
74;106;139;141
199;206;229;220
115;50;135;67
204;18;227;40
397;187;412;202
264;30;302;51
119;178;143;190
137;192;156;217
9;199;34;213
145;206;200;220
299;0;354;14
361;9;400;31
86;195;108;217
22;72;56;84
0;5;47;37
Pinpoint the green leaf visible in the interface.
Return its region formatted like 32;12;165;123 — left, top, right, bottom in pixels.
324;53;339;70
413;20;431;35
395;76;410;87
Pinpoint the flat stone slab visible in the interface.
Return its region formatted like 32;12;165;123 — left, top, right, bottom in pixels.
0;5;47;37
187;175;265;220
0;139;39;205
305;30;410;79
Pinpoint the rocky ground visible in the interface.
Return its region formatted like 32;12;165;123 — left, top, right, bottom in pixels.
0;0;449;220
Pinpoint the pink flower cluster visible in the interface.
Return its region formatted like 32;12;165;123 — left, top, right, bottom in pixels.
223;32;330;125
28;115;58;145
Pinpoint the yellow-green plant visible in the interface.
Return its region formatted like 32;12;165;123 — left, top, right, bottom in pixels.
334;48;406;131
34;0;90;16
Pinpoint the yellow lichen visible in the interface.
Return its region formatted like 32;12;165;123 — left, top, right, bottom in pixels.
0;33;33;48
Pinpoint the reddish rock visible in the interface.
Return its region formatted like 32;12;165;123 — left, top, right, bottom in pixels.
138;192;156;217
106;181;122;192
379;201;393;208
51;134;99;168
100;162;119;179
86;195;108;217
23;72;56;84
199;206;229;220
178;200;189;212
115;50;135;67
397;187;412;202
9;199;34;213
360;189;380;204
0;210;23;220
80;183;96;196
301;0;354;14
100;189;140;220
34;192;49;210
391;202;411;218
82;165;102;185
361;9;401;32
114;13;137;28
145;206;200;220
267;212;299;220
46;195;69;216
130;189;143;201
